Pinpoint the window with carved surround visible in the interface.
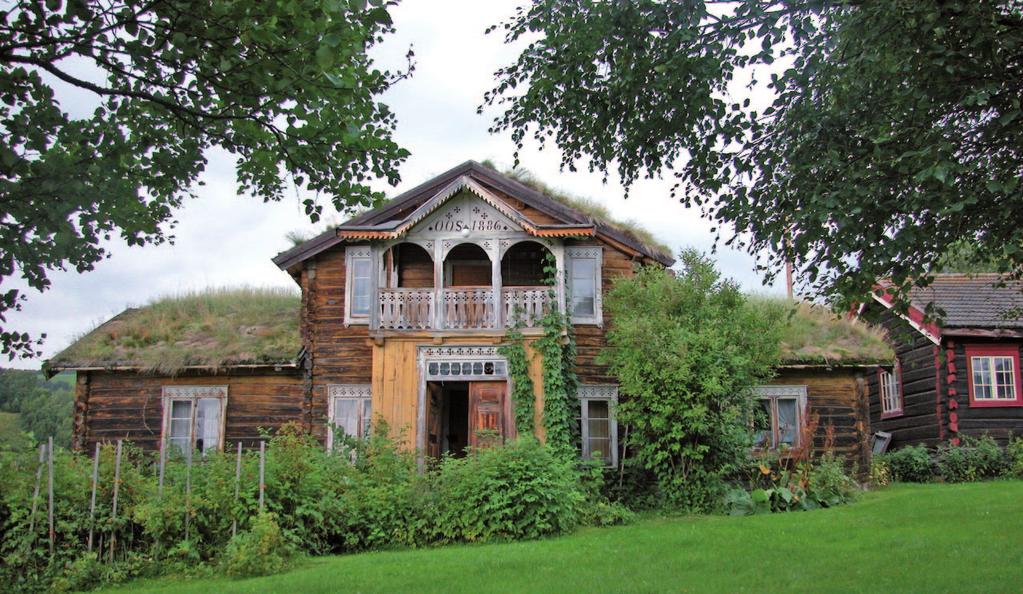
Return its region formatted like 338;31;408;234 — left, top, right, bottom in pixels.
345;245;373;325
966;344;1023;407
327;384;372;450
879;361;903;418
566;246;603;325
753;385;807;450
161;386;227;456
578;385;618;466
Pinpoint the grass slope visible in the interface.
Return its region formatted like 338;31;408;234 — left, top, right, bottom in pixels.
0;411;29;451
102;482;1023;594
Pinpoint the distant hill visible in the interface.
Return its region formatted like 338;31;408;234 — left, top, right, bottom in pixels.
0;368;73;448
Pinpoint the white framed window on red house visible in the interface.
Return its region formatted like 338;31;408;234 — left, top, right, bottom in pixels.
965;344;1023;407
878;361;903;418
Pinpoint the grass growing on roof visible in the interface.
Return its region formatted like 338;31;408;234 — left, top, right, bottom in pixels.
480;161;674;261
748;296;893;365
98;481;1023;594
49;287;300;374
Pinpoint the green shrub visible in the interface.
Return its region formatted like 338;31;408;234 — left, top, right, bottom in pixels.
807;455;859;506
1008;437;1023;479
869;456;892;488
222;512;291;578
725;455;858;515
423;438;584;543
602;251;783;511
936;435;1007;483
881;445;933;482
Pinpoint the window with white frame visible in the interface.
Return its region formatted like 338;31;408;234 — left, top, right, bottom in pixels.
327;384;372;449
161;386;227;456
966;345;1022;405
753;386;806;450
578;385;618;466
566;246;602;325
879;363;903;417
345;246;373;324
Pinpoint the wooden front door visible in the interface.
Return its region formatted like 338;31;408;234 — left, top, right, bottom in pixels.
469;381;506;449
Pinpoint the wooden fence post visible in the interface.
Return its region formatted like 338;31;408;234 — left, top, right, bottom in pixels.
157;435;167;498
232;442;242;537
109;439;122;563
258;440;265;513
28;442;45;535
47;436;54;558
87;442;100;552
184;437;193;541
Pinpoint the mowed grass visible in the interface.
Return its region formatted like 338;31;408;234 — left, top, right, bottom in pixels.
100;481;1023;594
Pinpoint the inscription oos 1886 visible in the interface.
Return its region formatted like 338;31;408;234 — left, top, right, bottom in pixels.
428;217;508;233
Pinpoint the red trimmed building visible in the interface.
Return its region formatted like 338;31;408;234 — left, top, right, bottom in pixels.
862;274;1023;448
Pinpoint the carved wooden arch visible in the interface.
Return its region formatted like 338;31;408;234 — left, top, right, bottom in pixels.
498;237;556;260
440;238;495;262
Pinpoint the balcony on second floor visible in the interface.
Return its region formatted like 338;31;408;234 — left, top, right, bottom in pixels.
372;240;557;332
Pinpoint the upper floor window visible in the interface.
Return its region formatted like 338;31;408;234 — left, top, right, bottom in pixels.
753;385;806;450
578;385;618;466
345;246;373;324
879;362;903;418
162;386;227;456
966;344;1023;407
566;246;602;325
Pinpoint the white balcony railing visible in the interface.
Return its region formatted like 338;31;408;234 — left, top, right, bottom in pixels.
378;288;434;330
440;287;495;329
375;286;550;330
502;287;549;329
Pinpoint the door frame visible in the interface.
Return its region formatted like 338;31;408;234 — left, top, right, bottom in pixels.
416;346;513;463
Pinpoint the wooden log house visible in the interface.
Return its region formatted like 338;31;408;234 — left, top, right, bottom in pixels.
47;161;885;470
862;274;1023;449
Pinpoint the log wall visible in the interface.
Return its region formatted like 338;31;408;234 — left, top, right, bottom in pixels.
948;340;1023;444
866;307;945;448
770;368;872;472
74;369;303;452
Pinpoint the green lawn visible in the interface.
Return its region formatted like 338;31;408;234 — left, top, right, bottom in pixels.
103;481;1023;594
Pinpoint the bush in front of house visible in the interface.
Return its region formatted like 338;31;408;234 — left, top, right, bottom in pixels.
1008;437;1023;479
936;435;1008;483
602;250;784;512
222;512;292;578
421;437;587;543
724;454;858;515
0;424;620;592
879;445;933;482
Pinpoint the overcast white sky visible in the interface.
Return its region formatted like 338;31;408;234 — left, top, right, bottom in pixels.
8;0;783;369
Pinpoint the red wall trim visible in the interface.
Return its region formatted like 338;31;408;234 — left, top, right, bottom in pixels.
934;345;946;441
964;343;1023;408
873;288;942;343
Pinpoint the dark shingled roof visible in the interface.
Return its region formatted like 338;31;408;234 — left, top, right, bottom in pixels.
908;274;1023;329
273;160;675;271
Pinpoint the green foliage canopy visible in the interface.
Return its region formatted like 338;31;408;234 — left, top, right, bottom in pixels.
0;0;411;358
601;250;782;510
485;1;1023;313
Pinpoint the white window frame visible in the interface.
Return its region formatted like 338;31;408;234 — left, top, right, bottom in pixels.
753;385;807;451
879;363;903;417
566;246;603;325
578;385;618;467
344;245;374;325
327;384;372;451
160;386;228;456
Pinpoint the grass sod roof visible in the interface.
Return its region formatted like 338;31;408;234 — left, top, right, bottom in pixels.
482;162;675;262
47;287;301;375
50;287;891;376
748;296;894;366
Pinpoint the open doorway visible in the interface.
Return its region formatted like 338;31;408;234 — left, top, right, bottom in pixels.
426;380;507;458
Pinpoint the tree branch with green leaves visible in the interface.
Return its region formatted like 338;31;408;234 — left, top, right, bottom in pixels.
0;0;412;358
485;0;1023;317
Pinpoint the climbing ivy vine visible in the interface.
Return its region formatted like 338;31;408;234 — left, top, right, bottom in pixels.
535;250;579;459
499;321;535;435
